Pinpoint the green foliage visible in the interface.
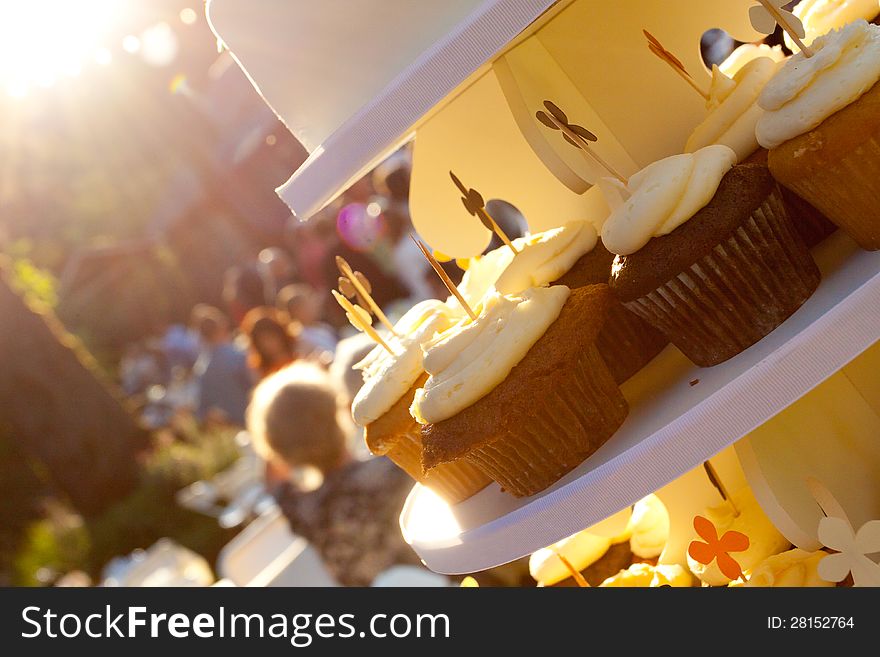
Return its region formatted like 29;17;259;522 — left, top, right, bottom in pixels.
2;241;58;310
8;425;241;586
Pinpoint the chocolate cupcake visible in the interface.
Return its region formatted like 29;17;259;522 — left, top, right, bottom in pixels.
603;145;820;367
353;300;490;503
414;285;628;498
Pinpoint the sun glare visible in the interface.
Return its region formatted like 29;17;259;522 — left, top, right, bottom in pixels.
0;0;118;97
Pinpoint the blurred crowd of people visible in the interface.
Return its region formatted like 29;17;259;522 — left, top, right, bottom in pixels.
114;149;532;585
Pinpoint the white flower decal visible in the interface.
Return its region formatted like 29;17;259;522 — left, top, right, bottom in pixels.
817;517;880;587
749;0;806;37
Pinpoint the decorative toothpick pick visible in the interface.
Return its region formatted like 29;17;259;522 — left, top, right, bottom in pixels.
807;477;880;587
750;0;812;57
335;256;398;336
643;29;709;101
536;101;627;184
551;549;590;588
410;236;478;322
448;171;519;256
330;289;394;355
702;460;740;516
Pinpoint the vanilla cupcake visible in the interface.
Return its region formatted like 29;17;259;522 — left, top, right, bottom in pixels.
686;486;791;586
603;144;820;367
757;20;880;250
450;222;667;383
353;299;490;503
414;285;628;498
686;54;835;245
730;548;834;587
530;531;620;587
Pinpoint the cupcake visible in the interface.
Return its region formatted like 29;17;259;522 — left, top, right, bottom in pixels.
685;54;835;245
686;486;791;586
452;222;667;383
530;530;630;587
353;299;491;503
599;563;693;587
757;20;880;250
530;494;670;586
413;284;628;498
729;548;834;587
603;144;820;367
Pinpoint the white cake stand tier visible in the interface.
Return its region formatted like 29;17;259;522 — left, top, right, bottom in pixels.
401;233;880;574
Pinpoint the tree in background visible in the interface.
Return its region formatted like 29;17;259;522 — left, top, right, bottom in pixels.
0;268;149;516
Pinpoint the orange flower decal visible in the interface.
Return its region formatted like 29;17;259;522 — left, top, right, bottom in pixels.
688;515;750;581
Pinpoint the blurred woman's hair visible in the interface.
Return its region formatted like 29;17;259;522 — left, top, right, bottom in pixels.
247;362;348;475
240;307;297;378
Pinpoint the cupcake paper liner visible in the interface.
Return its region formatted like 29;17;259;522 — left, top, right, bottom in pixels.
622;187;820;367
773;134;880;251
386;424;491;504
464;344;628;497
596;302;668;384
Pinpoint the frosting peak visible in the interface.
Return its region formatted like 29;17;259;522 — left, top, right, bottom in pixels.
757;20;880;149
351;299;456;426
494;222;598;295
411;286;570;424
451;222;598;308
600;145;737;255
785;0;880;52
686;58;782;162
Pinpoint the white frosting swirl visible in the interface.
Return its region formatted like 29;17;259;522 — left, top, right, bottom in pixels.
720;43;786;77
411;286;570;424
600;563;693;587
733;548;834;587
600;145;737;256
452;245;516;311
687;486;791;586
757;20;880;149
494;221;598;294
686;57;782;162
450;222;598;308
628;494;670;559
529;531;613;586
785;0;880;52
351;300;456;426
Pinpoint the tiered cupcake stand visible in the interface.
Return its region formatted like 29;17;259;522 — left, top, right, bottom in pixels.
209;0;880;574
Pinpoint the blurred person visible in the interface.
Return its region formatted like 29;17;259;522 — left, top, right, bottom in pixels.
241;307;298;379
382;204;433;302
247;362;421;586
222;264;268;326
329;332;376;460
277;283;337;358
258;246;297;299
161;322;200;370
192;306;254;426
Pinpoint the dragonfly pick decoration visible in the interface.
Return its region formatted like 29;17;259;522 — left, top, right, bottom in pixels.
536;100;626;184
448;171;519;255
